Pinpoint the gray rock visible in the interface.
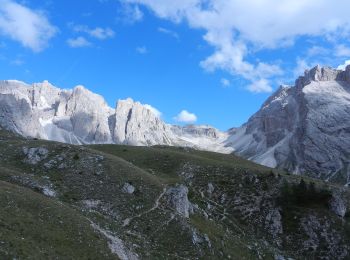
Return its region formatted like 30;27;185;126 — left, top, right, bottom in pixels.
329;193;347;217
274;255;285;260
207;183;215;196
44;159;57;169
42;185;56;197
191;230;204;245
265;209;283;238
166;185;193;218
23;147;49;165
122;183;135;194
58;163;67;169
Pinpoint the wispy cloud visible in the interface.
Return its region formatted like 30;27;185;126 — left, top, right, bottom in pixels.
158;27;179;40
119;4;144;24
144;104;161;117
247;79;273;93
71;24;115;40
10;58;24;66
221;78;230;87
136;46;148;54
67;37;92;48
335;44;350;57
0;0;57;52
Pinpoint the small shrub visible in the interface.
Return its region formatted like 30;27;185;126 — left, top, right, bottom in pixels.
278;179;331;209
73;153;80;160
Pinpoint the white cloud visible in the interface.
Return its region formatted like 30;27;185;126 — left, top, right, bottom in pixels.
124;0;350;92
307;46;329;57
67;37;92;48
10;58;24;66
136;46;148;54
174;110;197;123
335;44;350;57
158;27;179;39
247;79;273;93
144;104;162;117
0;0;57;52
221;78;230;87
72;25;115;40
293;58;311;78
120;4;144;23
89;27;115;40
337;60;350;70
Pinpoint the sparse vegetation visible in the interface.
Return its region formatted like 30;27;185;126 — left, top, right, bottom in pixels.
0;129;348;259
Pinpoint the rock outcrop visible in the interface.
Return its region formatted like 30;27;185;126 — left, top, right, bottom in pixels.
23;147;49;165
165;185;193;218
329;193;347;217
112;98;173;146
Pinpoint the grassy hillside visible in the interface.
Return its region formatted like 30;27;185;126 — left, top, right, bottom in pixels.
0;180;115;259
0;129;349;259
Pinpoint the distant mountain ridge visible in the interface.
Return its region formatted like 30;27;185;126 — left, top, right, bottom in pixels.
1;64;350;184
0;80;231;153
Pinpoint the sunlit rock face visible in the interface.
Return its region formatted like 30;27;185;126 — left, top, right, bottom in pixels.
0;80;229;152
226;65;350;184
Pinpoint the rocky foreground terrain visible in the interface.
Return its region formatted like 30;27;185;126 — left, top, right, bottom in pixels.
0;129;349;259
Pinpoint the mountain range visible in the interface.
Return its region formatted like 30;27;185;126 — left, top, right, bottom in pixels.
1;64;350;184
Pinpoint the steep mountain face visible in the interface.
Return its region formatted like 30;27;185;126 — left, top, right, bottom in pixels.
112;98;173;146
0;80;229;152
227;65;350;184
0;80;115;144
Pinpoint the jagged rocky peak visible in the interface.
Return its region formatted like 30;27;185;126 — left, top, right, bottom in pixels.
227;64;350;184
115;98;161;118
30;81;62;109
261;84;293;110
296;64;350;87
0;79;229;150
113;98;172;145
171;124;222;139
0;79;28;88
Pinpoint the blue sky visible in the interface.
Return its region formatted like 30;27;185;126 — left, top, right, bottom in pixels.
1;0;350;130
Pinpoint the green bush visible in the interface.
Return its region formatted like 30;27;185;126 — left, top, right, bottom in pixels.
278;179;331;209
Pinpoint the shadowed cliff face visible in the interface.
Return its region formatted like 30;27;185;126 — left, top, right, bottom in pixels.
227;65;350;184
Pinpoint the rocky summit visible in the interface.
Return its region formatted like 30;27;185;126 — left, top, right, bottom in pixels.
1;65;350;184
227;65;350;184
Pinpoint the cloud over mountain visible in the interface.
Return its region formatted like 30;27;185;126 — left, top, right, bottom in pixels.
0;0;57;52
174;110;197;123
124;0;350;92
